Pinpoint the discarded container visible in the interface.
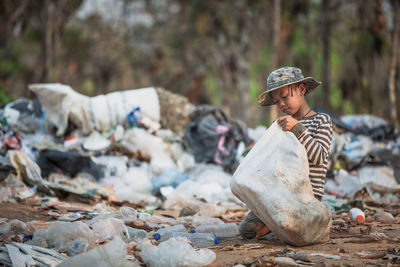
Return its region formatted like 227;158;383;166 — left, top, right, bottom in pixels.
153;224;187;241
83;131;111;151
140;237;216;267
66;237;89;256
64;135;80;149
119;206;138;223
192;216;223;227
170;232;220;248
349;208;365;222
0;219;11;235
127;226;148;242
195;223;238;238
9;219;27;233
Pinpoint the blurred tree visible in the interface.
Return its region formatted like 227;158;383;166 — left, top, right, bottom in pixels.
389;0;399;130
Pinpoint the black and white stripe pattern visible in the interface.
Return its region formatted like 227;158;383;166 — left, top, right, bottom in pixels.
291;113;333;199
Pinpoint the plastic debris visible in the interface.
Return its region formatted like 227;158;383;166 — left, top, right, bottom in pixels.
57;236;137;267
140;237;216;267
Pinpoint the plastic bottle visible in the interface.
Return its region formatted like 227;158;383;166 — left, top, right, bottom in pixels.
119;206;138;223
192;216;223;227
349;208;365;222
195;223;238;238
0;220;10;235
170;232;220;248
66;237;89;256
127;226;148;242
153;224;187;241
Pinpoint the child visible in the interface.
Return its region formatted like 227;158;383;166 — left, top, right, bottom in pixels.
239;66;333;239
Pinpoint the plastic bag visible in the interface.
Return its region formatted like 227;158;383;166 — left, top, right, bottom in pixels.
57;236;137;267
140;238;216;267
29;83;160;136
92;218;129;243
31;221;94;254
230;122;331;246
93;156;128;177
10;151;54;195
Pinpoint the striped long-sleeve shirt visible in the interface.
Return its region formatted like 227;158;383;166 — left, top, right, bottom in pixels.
290;113;333;200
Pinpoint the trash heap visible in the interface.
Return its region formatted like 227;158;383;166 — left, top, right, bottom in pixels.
0;84;251;266
0;84;399;266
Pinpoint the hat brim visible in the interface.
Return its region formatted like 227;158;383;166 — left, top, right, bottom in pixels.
258;77;321;106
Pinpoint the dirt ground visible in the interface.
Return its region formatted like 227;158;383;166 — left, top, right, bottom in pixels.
1;201;400;267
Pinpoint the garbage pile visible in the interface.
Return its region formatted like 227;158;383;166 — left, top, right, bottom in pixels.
0;84;252;266
0;84;399;266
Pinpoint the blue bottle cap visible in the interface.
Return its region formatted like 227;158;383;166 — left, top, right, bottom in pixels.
190;229;196;233
214;237;220;245
153;233;161;241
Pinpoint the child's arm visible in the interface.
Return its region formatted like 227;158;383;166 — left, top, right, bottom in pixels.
290;115;333;166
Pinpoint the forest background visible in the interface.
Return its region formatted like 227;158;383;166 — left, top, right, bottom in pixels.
0;0;399;128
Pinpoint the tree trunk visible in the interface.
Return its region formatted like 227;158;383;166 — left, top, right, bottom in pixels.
389;0;400;130
321;0;332;110
269;0;281;123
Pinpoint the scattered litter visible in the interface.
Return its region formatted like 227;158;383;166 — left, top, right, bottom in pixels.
140;237;216;267
309;253;341;260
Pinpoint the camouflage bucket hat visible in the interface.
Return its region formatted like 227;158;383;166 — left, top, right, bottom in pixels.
258;66;321;106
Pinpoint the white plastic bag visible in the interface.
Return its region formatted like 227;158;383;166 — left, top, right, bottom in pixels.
29;83;160;136
92;218;129;243
230;122;331;246
57;236;138;267
31;221;94;254
140;238;216;267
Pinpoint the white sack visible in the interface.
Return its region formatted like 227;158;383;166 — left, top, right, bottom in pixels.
29;83;160;136
230;122;331;246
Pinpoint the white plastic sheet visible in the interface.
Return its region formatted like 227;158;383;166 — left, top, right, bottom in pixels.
230;122;331;246
140;238;216;267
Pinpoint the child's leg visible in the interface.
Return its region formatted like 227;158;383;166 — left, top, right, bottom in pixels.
239;211;271;239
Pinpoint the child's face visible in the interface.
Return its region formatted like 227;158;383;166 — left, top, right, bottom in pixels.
269;84;306;115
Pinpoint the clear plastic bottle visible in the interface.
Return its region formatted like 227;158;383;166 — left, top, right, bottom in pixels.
195;223;238;238
170;232;220;248
192;216;223;227
127;226;148;242
349;208;365;222
66;237;89;256
153;224;187;241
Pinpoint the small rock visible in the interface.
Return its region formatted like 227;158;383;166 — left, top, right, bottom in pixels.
374;211;396;224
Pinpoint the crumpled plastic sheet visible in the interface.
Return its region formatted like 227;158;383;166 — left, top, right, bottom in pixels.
140;237;216;267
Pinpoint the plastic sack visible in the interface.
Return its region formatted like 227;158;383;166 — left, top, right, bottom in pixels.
29;83;160;136
358;166;400;190
150;153;177;176
93;156;128;177
31;221;94;254
140;238;216;267
230;122;331;246
122;128;167;156
92;218;129;243
10;151;54;195
57;236;137;267
151;168;189;195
